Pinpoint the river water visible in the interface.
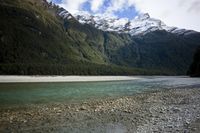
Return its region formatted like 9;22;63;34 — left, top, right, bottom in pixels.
0;76;199;107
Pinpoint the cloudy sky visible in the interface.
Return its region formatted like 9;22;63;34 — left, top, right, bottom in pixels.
49;0;200;31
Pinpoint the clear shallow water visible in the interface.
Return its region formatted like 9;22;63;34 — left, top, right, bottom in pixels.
0;76;199;107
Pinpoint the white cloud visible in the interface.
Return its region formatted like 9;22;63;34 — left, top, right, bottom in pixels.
58;0;88;14
128;0;200;31
106;0;126;13
104;0;200;31
57;0;200;31
90;0;105;12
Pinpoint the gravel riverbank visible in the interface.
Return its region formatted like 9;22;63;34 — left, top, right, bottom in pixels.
1;87;200;133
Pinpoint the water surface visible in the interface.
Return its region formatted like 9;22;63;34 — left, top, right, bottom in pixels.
0;76;199;107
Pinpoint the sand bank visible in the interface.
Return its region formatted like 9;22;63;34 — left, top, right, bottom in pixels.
0;76;141;83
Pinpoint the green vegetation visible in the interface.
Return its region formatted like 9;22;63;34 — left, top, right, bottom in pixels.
0;62;171;75
0;0;200;75
188;47;200;77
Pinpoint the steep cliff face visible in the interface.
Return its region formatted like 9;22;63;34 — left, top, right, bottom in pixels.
0;0;200;75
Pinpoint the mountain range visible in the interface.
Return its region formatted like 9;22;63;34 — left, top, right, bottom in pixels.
0;0;200;75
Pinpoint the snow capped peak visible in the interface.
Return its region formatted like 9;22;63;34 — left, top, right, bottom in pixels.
136;13;150;20
56;7;197;36
73;11;95;24
73;12;130;32
74;11;92;18
72;11;169;35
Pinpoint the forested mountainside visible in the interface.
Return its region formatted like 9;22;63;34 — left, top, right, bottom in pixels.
188;47;200;77
0;0;200;75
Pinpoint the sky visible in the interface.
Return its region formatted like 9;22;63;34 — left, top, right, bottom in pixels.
49;0;200;31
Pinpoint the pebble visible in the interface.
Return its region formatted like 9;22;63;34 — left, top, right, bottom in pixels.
80;106;87;110
1;88;200;133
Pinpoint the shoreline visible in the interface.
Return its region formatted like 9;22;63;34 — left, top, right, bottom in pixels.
0;75;140;83
0;76;141;83
0;75;189;83
1;87;200;132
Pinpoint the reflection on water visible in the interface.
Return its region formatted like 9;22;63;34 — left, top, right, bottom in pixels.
0;76;199;106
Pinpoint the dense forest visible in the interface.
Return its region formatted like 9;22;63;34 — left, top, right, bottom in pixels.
188;47;200;77
0;0;200;75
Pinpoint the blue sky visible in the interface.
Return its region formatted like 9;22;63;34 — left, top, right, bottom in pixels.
51;0;138;19
49;0;200;31
114;6;138;19
82;1;138;19
51;0;62;3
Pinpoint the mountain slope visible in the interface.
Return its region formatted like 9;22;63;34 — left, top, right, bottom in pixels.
0;0;157;75
66;11;200;74
188;47;200;77
0;0;200;75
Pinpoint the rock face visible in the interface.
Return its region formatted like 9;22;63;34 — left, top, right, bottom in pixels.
188;47;200;77
57;7;74;20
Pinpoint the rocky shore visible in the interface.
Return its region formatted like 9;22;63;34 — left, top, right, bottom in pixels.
1;87;200;133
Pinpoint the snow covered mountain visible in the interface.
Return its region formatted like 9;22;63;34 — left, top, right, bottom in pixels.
57;7;197;36
73;11;197;36
1;0;200;75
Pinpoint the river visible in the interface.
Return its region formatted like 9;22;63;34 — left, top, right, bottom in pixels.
0;76;199;107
